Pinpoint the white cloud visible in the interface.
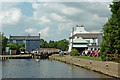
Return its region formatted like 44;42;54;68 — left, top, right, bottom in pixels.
40;16;51;24
50;13;68;22
0;2;20;10
0;8;22;25
25;28;37;34
33;11;51;25
2;2;112;41
58;22;74;32
38;27;50;38
32;2;41;9
62;7;82;15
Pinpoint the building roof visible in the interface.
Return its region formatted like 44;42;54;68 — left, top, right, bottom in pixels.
73;37;88;43
70;32;102;39
70;25;102;39
9;36;40;40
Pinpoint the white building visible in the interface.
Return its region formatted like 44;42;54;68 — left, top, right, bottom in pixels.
68;25;102;52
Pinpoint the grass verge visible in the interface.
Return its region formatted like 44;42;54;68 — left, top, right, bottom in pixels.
74;56;101;61
53;55;65;57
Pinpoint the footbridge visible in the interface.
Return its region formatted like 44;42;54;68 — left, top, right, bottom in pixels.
31;48;61;59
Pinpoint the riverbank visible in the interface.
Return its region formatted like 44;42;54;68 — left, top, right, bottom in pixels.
49;54;120;78
0;54;32;60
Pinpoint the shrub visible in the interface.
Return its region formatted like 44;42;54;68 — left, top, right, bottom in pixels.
100;42;107;61
70;49;79;56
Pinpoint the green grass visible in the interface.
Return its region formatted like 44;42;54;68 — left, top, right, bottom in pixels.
54;55;65;57
74;56;102;61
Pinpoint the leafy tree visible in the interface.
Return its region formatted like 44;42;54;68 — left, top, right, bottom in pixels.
54;41;58;48
40;39;45;48
1;34;8;54
19;43;25;50
44;41;49;48
100;1;120;61
40;38;69;51
49;41;55;48
19;47;25;50
8;43;20;50
57;39;69;51
0;33;2;54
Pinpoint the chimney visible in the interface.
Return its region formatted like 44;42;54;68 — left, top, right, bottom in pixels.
76;25;78;27
39;33;40;39
81;25;84;27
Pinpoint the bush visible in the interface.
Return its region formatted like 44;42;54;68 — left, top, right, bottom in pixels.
70;49;79;56
9;43;20;50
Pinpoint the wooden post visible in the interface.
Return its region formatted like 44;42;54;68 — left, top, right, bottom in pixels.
117;54;119;63
106;54;108;61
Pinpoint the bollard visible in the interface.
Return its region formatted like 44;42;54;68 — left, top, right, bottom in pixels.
89;61;92;64
106;64;109;67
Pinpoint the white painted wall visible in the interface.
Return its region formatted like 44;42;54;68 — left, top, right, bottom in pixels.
73;45;88;48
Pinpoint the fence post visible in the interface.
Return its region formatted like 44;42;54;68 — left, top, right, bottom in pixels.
106;54;108;61
117;54;119;63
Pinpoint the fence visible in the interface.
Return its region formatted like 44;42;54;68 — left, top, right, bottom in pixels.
106;54;120;63
9;50;17;55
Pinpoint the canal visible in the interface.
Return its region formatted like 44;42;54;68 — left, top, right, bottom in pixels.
1;59;113;78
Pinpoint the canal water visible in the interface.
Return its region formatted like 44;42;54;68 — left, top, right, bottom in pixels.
1;59;112;78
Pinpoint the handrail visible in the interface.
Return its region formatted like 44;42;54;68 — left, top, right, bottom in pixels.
106;54;120;63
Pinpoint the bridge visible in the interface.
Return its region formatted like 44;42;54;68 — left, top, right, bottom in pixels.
31;48;61;59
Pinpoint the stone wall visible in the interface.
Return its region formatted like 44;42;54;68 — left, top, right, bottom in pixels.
49;55;120;78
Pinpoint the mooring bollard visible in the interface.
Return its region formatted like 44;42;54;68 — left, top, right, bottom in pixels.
106;64;109;67
89;61;92;64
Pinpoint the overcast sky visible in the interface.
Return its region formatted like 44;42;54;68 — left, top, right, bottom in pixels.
0;2;112;41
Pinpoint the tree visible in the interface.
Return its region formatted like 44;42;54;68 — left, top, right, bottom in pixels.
1;34;8;54
44;41;49;48
40;38;69;51
40;39;45;48
57;39;69;51
54;41;58;48
40;39;49;48
7;43;25;50
100;1;120;61
49;41;55;48
19;43;25;50
8;43;20;50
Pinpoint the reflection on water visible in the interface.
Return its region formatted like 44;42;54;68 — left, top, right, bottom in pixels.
0;61;2;79
1;59;113;78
